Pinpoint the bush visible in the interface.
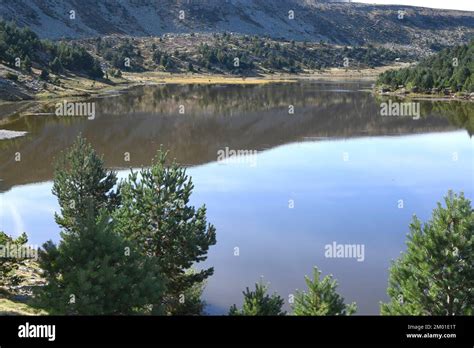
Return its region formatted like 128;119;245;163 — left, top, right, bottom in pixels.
229;282;286;316
0;232;30;289
39;70;49;80
293;267;357;315
5;72;18;81
35;206;165;315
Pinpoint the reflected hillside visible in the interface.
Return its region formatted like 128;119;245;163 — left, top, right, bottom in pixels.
0;82;470;192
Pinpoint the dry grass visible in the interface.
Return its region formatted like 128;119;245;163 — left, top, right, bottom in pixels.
0;298;47;316
122;72;296;85
1;64;406;103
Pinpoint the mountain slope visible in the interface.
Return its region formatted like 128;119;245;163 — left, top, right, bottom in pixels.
0;0;473;51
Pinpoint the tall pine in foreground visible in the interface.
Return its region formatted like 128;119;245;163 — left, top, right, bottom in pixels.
114;149;216;315
381;191;473;315
35;205;165;315
229;282;286;316
37;137;165;314
52;135;117;234
293;267;357;315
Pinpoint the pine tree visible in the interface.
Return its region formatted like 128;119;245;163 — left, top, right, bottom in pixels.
89;60;103;79
292;267;357;316
49;57;63;74
114;149;216;314
39;69;49;80
160;54;168;68
229;282;286;316
169;270;207;315
35;205;165;315
381;191;473;315
22;55;32;71
52;136;117;235
377;40;473;92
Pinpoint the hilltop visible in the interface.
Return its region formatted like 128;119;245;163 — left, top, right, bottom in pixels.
0;0;473;53
1;1;473;101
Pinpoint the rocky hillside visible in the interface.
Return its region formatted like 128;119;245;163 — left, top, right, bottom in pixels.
0;0;473;51
85;33;414;75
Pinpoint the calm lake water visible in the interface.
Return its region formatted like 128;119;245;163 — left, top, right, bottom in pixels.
0;82;473;314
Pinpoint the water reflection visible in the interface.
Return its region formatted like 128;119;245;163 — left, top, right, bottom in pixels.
1;131;472;314
0;82;473;315
0;82;470;192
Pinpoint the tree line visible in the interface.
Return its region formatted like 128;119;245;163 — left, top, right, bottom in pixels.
0;137;472;315
377;40;473;93
1;22;415;79
0;20;103;79
89;33;411;76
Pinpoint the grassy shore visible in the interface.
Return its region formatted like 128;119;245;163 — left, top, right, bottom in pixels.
0;64;407;104
0;260;47;315
0;298;46;315
122;72;295;85
121;65;399;85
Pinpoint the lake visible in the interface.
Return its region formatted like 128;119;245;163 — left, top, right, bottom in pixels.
0;81;473;314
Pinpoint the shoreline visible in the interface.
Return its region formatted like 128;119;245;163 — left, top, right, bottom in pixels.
374;90;474;102
0;67;389;124
2;64;470;136
0;65;402;104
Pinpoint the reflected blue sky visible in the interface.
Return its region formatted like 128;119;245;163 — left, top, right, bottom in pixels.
1;130;473;314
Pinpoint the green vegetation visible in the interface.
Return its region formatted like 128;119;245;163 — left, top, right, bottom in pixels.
229;190;472;316
0;231;29;289
114;149;216;315
202;36;404;74
5;72;18;81
0;298;47;316
195;34;405;75
377;41;474;93
39;69;49;80
169;270;207;315
419;101;474;136
2;139;471;316
229;268;357;316
0;21;41;65
35;138;164;314
0;20;103;78
152;49;174;71
88;33;410;77
33;137;215;315
229;282;286;316
96;38;142;72
35;207;165;315
293;267;357;316
51;136;118;235
0;231;43;316
381;191;474;315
